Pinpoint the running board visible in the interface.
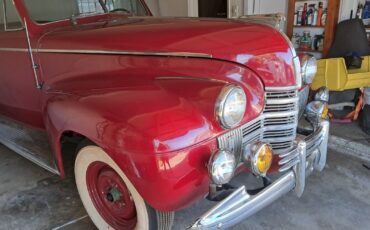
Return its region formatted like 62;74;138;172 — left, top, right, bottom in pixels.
0;116;60;175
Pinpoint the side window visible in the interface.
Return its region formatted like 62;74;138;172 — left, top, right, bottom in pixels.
105;0;147;16
77;0;104;15
0;0;23;31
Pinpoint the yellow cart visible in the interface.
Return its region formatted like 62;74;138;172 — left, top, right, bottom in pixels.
311;56;370;91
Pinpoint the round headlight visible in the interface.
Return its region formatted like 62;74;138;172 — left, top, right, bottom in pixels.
301;55;317;85
216;85;247;129
208;150;236;185
305;101;328;126
314;87;330;103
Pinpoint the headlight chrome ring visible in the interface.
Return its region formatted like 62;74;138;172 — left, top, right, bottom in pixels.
216;85;247;129
301;54;317;85
208;150;236;185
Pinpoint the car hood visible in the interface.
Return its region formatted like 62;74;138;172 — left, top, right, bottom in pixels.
38;17;296;86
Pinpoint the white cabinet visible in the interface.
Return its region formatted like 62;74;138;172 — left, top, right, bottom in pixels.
246;0;288;15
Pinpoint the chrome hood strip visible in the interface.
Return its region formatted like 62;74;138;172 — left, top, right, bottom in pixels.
0;47;212;58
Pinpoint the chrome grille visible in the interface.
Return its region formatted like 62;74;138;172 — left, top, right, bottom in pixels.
264;115;296;126
217;127;243;161
262;87;298;151
265;89;297;99
217;86;299;172
264;102;296;112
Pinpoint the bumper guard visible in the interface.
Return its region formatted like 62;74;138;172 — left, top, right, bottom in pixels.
189;120;330;229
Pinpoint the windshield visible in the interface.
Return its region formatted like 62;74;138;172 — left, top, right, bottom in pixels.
23;0;149;24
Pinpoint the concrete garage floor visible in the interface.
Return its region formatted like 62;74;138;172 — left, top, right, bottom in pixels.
0;144;369;230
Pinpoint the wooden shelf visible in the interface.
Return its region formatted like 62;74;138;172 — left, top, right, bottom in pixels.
287;0;341;57
294;25;325;28
295;0;327;2
296;48;323;53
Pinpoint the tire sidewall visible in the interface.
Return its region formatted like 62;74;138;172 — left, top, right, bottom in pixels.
75;145;155;230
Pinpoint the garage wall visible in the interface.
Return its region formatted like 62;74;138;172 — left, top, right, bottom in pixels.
339;0;365;22
159;0;188;16
251;0;287;15
145;0;360;23
144;0;160;16
144;0;288;18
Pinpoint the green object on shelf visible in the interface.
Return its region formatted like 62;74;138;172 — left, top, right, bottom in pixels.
299;31;312;50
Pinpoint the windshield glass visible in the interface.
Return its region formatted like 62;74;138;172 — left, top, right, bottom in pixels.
23;0;149;24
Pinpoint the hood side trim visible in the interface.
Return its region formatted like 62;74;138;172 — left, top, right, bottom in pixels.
0;47;212;58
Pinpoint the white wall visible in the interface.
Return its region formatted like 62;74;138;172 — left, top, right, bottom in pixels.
339;0;365;21
152;0;188;16
249;0;287;15
144;0;160;16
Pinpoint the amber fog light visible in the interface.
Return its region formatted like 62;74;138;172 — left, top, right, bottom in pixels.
208;150;236;185
244;143;273;176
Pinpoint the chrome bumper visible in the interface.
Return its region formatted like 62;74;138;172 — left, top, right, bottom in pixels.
189;120;330;230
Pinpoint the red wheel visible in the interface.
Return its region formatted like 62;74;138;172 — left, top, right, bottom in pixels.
86;162;137;229
75;145;173;230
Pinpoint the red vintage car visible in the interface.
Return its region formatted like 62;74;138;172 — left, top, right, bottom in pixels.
0;0;330;229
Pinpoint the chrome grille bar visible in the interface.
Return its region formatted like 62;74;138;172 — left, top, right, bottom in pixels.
218;127;243;161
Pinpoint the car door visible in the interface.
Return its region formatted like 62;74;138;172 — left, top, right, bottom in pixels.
0;0;44;128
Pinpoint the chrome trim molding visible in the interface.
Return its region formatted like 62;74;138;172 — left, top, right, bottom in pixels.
36;49;213;58
0;47;213;58
0;47;28;52
156;76;228;84
0;116;60;175
24;18;42;89
190;119;329;230
265;85;299;91
0;139;60;175
294;141;306;197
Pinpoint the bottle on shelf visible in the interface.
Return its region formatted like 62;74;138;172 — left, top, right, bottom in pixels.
357;4;364;19
301;3;308;26
294;12;298;26
321;9;327;26
317;2;323;26
297;6;303;25
313;5;318;26
307;5;314;26
363;0;370;19
313;34;324;51
291;33;301;49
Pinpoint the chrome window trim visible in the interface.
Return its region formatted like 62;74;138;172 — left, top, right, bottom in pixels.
1;0;24;32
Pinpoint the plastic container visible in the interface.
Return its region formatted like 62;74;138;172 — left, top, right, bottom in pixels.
311;56;370;91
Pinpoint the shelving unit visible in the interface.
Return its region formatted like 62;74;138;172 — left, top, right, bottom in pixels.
287;0;340;58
